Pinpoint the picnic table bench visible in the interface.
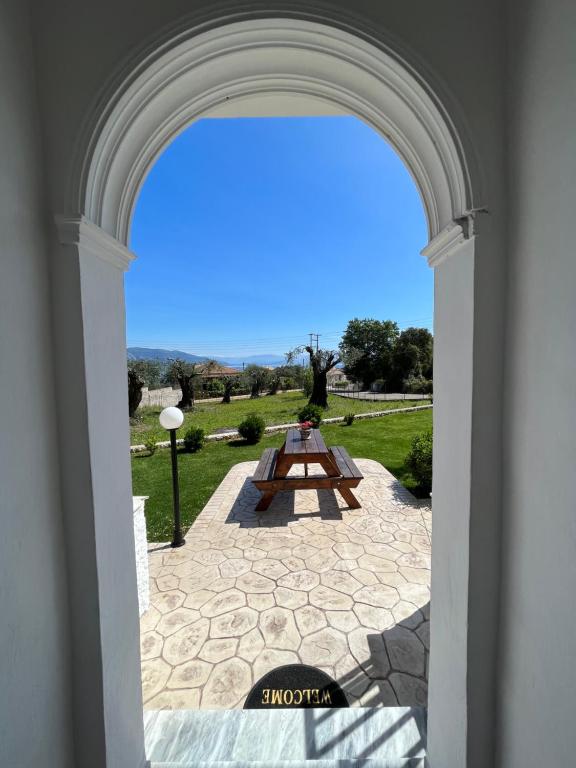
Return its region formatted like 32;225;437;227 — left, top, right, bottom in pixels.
251;428;363;511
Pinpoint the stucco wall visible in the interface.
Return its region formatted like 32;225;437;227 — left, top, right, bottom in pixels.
0;2;73;767
498;1;576;765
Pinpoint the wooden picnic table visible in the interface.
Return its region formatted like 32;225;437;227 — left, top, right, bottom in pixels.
251;427;363;512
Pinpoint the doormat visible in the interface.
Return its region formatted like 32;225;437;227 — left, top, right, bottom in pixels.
244;663;348;709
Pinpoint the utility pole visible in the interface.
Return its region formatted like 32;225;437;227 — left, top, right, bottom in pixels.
308;332;320;353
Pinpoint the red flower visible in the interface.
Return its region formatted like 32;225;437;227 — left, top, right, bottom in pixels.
299;421;313;429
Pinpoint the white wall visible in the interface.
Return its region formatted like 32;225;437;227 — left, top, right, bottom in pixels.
0;2;73;766
498;0;576;765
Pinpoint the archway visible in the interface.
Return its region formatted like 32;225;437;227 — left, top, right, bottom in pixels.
54;15;487;768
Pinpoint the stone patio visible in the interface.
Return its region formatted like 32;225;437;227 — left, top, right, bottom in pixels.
140;459;431;710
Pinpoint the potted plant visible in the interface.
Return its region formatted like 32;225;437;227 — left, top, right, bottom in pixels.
298;420;314;440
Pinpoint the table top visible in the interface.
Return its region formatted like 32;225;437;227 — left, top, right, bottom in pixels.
284;428;328;456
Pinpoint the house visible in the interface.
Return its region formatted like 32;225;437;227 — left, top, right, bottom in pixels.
1;2;574;767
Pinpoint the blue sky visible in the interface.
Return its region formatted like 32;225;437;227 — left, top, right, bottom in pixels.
127;116;430;358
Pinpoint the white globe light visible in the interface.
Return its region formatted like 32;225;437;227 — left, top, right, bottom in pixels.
159;406;184;430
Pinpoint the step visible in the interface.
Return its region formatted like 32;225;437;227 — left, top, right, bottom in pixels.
152;760;426;767
145;707;426;766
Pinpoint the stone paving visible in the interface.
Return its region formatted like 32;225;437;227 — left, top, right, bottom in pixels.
140;459;431;711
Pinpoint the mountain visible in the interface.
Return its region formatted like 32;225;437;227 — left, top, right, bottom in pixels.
127;347;210;364
127;348;286;368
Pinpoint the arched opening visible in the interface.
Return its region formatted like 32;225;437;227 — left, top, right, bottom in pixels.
55;15;484;768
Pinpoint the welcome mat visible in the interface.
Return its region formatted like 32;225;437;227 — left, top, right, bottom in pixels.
244;664;348;709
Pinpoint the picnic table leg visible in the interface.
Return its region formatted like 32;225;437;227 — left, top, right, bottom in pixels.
256;490;276;512
338;486;362;509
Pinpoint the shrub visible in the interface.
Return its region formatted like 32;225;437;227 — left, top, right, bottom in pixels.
403;375;433;395
297;403;323;428
406;430;433;493
343;413;355;426
183;426;205;453
238;413;266;444
144;436;157;456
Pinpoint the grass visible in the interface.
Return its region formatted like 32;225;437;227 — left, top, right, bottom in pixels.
130;390;431;445
132;409;432;541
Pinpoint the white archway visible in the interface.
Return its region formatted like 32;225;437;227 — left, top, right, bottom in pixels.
54;14;492;768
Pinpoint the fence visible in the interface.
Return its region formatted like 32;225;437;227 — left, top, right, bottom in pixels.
327;386;432;402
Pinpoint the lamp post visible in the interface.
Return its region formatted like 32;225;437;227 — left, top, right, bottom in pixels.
159;406;185;548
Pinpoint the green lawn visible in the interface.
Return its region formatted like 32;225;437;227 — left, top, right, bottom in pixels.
130;390;431;445
132;409;432;541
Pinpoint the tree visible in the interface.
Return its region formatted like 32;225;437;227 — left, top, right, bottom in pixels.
127;364;145;418
391;327;433;388
339;318;399;389
166;359;198;409
287;347;340;408
221;376;238;404
244;364;271;399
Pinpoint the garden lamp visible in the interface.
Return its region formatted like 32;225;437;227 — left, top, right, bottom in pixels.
159;406;185;547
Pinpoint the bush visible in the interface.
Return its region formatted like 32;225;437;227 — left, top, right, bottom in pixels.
183;426;205;453
343;413;355;426
403;375;433;395
406;430;433;493
238;414;266;444
144;436;157;456
297;403;323;428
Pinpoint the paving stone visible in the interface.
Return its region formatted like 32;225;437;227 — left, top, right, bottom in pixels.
236;572;276;594
353;603;395;631
326;610;359;632
416;621;430;650
201;658;252;708
259;606;301;650
305;549;340;573
357;553;398;573
351;568;379;586
242;548;267;561
309;585;354;611
333;542;365;560
385;626;426;676
156;574;180;592
154;590;185;614
397;581;430;607
334;654;373;697
300;627;348;666
253;649;300;680
200;589;246;618
295;605;328;636
145;688;201;710
355;583;399;609
167;659;212;688
156;608;202;637
247;593;275;610
389;672;428;706
140;605;161;633
392;601;424;629
183;589;217;610
321;570;363;595
237;627;265;663
282;556;306;571
141;658;171;703
277;569;319;592
275;586;308;610
348;628;390;678
162;619;210;666
333;559;358;572
399;566;430;585
210;607;259;638
192;549;228;566
140;631;163;660
209;577;237;593
252;559;289;579
198;638;238;663
219;558;252;578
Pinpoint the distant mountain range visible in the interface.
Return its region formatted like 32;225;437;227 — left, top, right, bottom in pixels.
127;347;286;368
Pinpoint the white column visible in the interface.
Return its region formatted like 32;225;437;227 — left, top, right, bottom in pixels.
423;216;504;768
53;216;145;768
